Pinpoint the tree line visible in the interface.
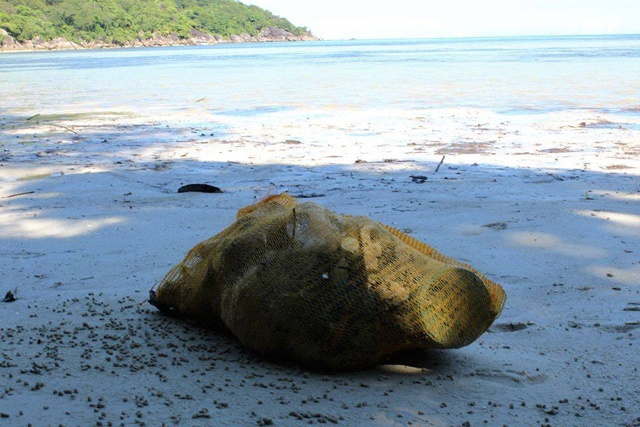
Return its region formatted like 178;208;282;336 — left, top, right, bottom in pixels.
0;0;310;44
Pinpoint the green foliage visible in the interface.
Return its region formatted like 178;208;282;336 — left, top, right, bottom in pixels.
0;0;311;43
1;3;56;40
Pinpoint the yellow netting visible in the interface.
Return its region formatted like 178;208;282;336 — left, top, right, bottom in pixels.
151;193;506;369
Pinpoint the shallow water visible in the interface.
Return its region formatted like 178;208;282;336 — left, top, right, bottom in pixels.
1;35;639;118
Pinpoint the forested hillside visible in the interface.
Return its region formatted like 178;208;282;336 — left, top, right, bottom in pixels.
0;0;311;45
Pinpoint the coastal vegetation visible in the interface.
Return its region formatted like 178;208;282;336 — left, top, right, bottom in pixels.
0;0;311;45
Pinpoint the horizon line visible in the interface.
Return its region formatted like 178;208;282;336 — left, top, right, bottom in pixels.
315;32;640;42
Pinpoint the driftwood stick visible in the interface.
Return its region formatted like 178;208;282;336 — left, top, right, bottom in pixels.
50;124;78;135
25;114;78;135
3;191;35;199
434;155;446;173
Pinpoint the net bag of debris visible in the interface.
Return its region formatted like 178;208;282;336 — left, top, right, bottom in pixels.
150;194;506;369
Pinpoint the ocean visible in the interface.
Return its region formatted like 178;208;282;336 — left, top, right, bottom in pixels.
1;34;639;118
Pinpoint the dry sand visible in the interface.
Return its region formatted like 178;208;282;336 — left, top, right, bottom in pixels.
1;107;639;426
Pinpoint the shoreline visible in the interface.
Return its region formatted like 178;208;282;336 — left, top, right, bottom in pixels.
1;106;639;425
0;30;319;53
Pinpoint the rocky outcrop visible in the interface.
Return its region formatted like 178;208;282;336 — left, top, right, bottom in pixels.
0;28;15;49
0;27;318;52
259;26;297;40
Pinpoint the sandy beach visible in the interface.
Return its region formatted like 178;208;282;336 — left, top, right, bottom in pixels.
1;107;639;426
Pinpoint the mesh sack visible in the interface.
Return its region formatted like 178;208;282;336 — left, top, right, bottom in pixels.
151;194;506;369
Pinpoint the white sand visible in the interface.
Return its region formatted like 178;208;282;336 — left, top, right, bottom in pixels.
1;107;639;426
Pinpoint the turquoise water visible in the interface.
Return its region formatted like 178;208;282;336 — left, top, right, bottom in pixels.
1;34;639;116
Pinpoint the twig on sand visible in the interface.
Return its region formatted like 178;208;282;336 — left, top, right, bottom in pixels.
50;124;78;135
295;193;325;199
3;191;35;199
434;155;446;173
25;114;78;135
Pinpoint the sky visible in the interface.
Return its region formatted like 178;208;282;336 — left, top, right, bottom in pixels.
246;0;640;40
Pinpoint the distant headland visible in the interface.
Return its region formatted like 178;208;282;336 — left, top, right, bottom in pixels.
0;0;317;52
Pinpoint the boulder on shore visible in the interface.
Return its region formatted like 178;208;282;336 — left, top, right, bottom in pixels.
0;28;16;49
